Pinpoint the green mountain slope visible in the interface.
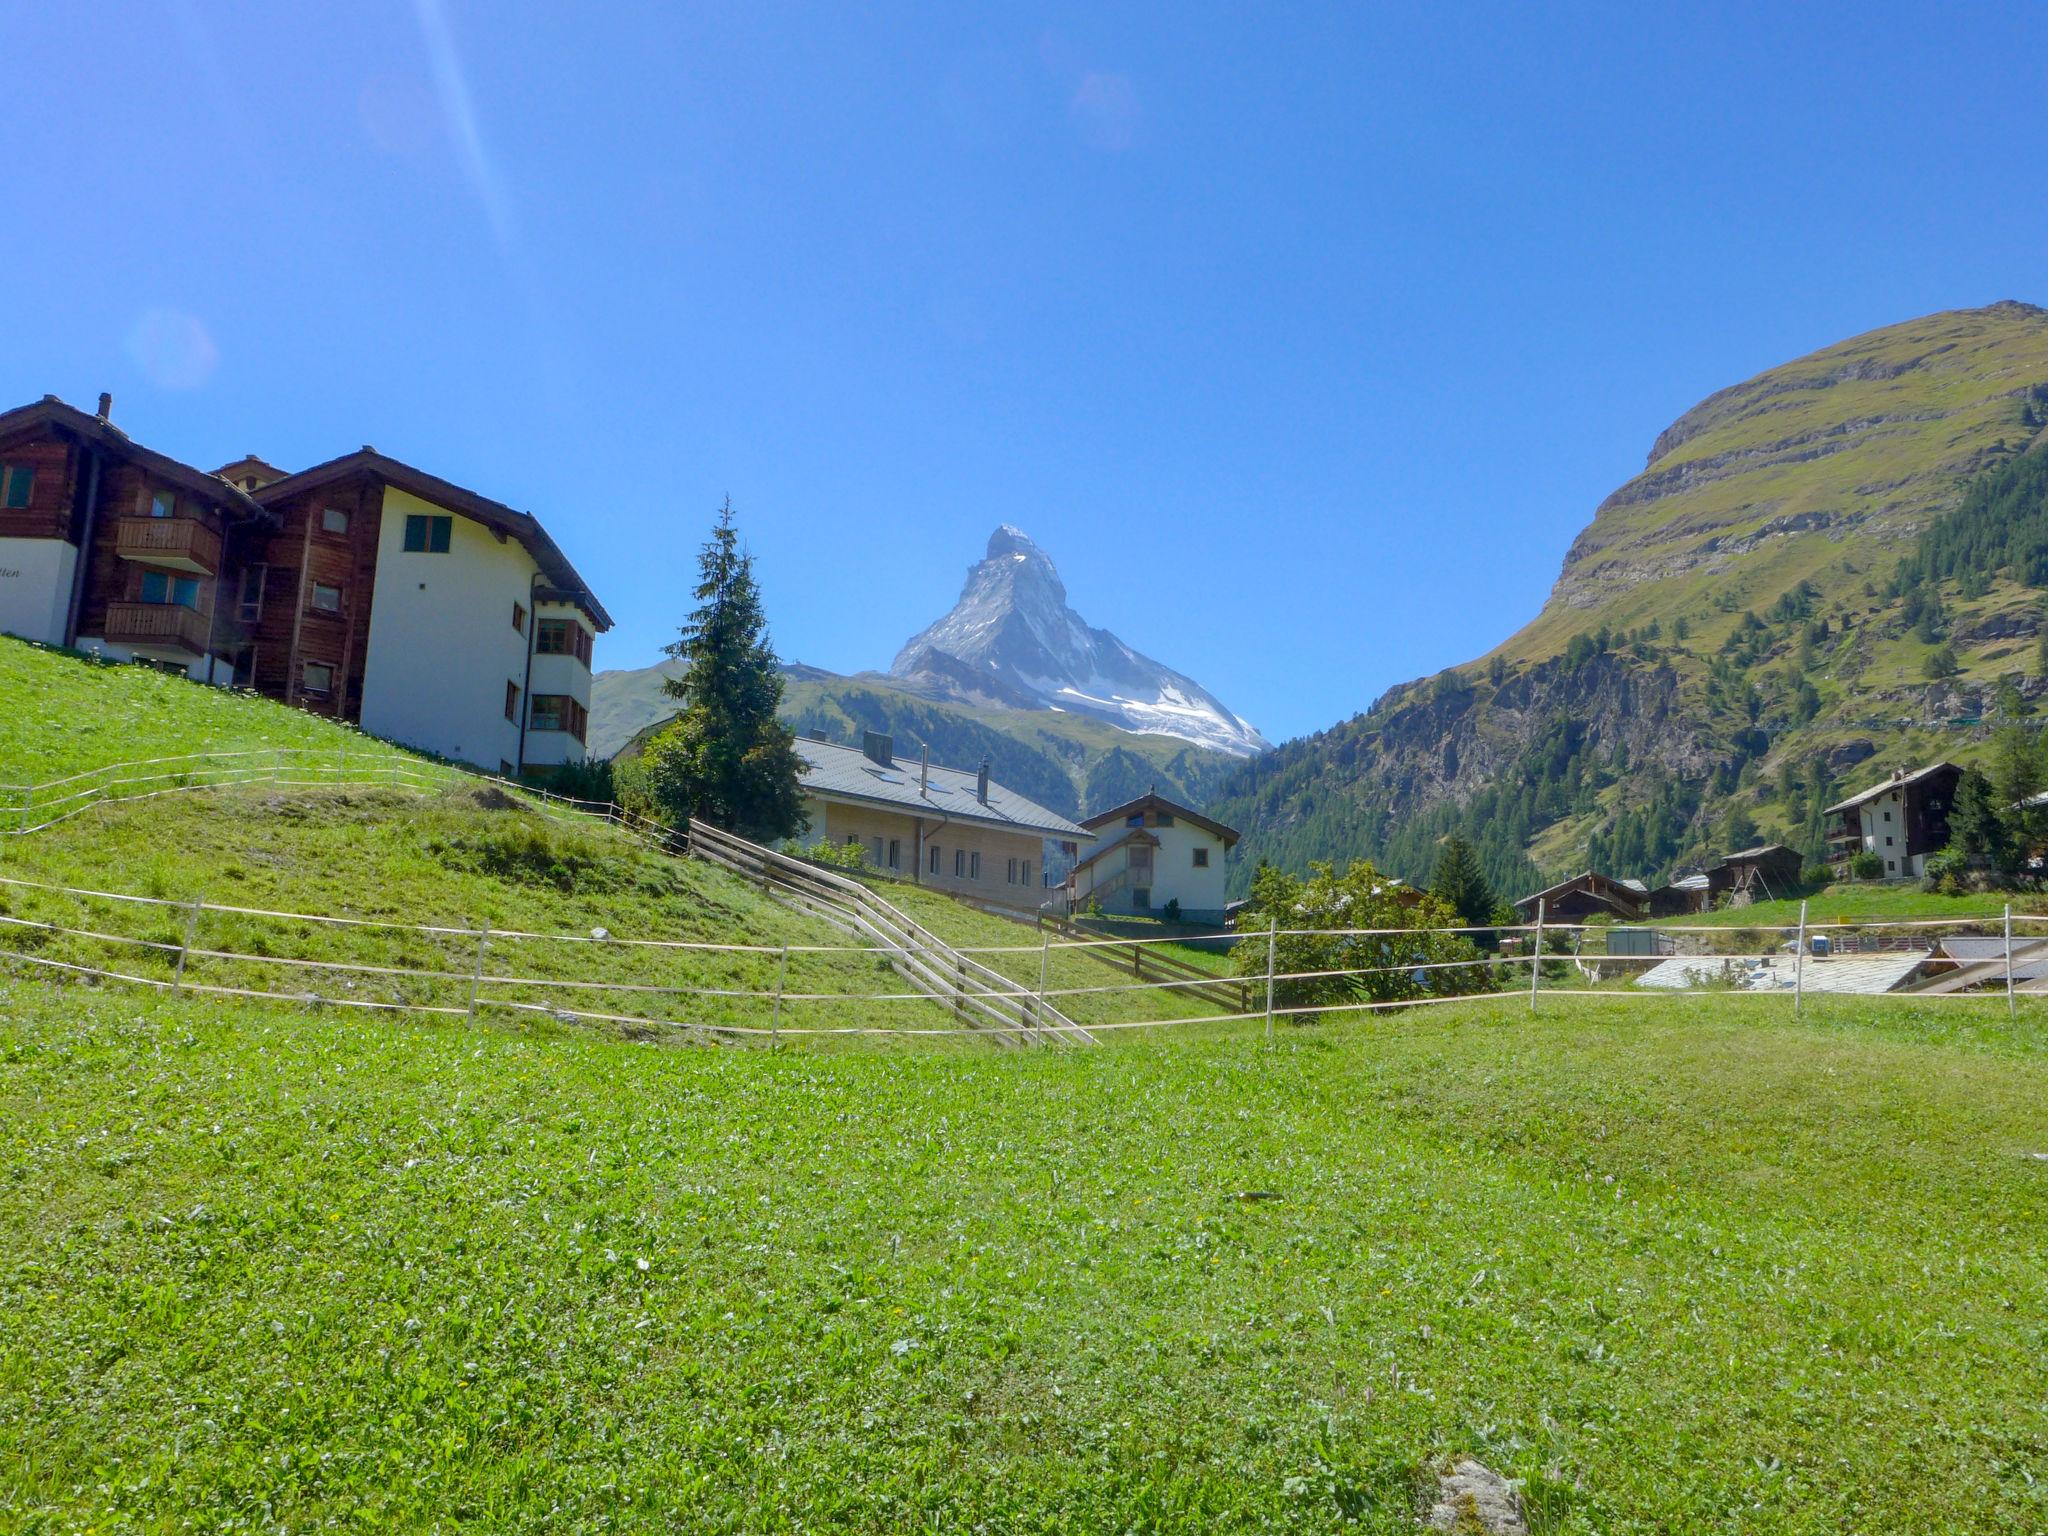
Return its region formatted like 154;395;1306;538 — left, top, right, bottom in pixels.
1213;301;2048;898
594;659;1238;820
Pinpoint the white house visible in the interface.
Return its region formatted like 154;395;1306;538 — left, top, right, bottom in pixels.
1064;790;1238;923
1824;761;1961;879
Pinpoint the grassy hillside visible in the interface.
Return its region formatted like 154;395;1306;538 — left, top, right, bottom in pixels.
0;638;1212;1041
595;658;1239;818
5;986;2046;1530
1216;302;2048;899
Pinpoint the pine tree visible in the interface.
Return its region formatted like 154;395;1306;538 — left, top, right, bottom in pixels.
1430;833;1496;928
645;500;806;838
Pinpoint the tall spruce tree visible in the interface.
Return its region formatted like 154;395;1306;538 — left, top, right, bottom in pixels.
645;500;805;838
1430;833;1496;928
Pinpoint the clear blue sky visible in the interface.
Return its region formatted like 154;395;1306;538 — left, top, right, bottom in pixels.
6;3;2044;741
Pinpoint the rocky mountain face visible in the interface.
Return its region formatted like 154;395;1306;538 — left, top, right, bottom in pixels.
891;526;1269;757
588;526;1253;817
1213;301;2048;899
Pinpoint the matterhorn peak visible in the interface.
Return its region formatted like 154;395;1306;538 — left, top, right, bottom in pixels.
888;527;1267;756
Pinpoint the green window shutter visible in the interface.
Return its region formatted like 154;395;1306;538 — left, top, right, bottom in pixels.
430;516;451;552
403;515;427;551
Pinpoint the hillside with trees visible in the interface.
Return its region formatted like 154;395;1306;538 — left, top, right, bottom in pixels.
1213;301;2048;899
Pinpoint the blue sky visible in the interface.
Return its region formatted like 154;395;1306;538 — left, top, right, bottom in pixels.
6;3;2045;741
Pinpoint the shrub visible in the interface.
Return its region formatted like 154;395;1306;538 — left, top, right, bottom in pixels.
1162;897;1182;924
1850;850;1885;881
785;838;870;872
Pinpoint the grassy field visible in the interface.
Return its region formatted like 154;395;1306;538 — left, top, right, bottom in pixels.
1654;881;2047;931
0;638;431;785
2;985;2046;1531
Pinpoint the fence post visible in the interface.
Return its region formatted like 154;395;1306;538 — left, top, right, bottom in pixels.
1529;898;1545;1013
771;944;788;1049
2005;903;2016;1021
1794;900;1808;1018
1037;929;1052;1046
466;923;490;1024
173;894;202;995
1263;918;1278;1044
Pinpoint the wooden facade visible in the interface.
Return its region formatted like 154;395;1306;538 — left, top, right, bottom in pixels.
0;394;609;770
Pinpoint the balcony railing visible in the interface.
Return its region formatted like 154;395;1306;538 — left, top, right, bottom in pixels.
103;600;213;657
115;515;222;574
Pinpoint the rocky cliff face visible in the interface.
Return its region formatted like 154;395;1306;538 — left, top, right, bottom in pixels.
890;525;1269;756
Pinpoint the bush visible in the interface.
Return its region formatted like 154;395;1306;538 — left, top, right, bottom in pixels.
1850;850;1885;881
1162;897;1182;924
784;838;870;872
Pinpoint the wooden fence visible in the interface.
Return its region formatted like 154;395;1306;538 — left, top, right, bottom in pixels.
685;819;1095;1046
1035;911;1249;1015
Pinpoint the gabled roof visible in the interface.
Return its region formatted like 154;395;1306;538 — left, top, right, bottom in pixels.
797;738;1090;840
214;454;289;489
1708;842;1799;869
1514;870;1645;915
1078;790;1240;847
253;448;611;630
1825;761;1962;816
0;395;269;521
1070;826;1158;874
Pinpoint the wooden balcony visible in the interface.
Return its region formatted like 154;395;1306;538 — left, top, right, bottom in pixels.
115;514;221;574
103;600;213;658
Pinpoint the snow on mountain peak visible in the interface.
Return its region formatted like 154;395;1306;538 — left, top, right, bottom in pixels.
889;527;1268;756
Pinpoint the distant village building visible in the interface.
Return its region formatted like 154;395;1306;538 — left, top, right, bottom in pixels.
1063;790;1240;924
1824;762;1961;878
795;732;1090;911
1513;871;1647;924
0;394;608;775
1705;843;1803;905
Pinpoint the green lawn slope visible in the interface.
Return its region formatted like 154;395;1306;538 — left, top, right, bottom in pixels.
3;987;2045;1530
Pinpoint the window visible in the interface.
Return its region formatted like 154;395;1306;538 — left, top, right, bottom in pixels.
1885;835;1894;847
0;463;32;508
310;582;343;615
535;617;593;665
236;563;267;622
504;680;521;722
140;570;200;608
888;839;901;871
1022;860;1032;887
149;490;176;519
1133;887;1151;909
869;837;884;866
1007;857;1019;885
527;695;587;741
512;602;526;634
928;845;941;875
1883;809;1893;823
230;645;257;688
302;661;334;696
1126;813;1144;827
320;507;350;535
1192;847;1210;868
403;513;452;553
1155;813;1174;827
954;849;966;878
970;851;981;880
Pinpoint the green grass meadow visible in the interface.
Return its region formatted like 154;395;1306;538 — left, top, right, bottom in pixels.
3;987;2047;1531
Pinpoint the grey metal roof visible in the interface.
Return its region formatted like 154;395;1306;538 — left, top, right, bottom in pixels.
1636;951;1932;994
1825;761;1960;816
796;739;1091;840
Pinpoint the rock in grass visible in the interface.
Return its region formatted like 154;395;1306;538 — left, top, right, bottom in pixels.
1424;1459;1527;1534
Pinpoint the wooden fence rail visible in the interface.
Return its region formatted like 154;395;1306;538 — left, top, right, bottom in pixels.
1035;911;1249;1015
685;819;1095;1047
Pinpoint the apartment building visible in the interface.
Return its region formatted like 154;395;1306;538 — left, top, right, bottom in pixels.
0;393;609;774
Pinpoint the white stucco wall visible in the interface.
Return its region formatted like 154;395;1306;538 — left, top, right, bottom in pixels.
521;598;595;768
1856;789;1921;877
0;537;77;645
1072;818;1230;919
358;486;539;772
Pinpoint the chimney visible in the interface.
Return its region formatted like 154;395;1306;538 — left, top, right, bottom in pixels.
96;392;112;422
861;730;893;767
920;744;929;795
977;758;991;805
807;728;828;743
